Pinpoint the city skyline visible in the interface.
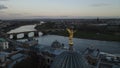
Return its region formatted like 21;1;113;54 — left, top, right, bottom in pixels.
0;0;120;19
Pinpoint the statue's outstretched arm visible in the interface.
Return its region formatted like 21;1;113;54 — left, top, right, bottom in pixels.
66;28;71;34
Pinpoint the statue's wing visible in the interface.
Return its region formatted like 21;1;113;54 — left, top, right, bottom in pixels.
66;28;71;34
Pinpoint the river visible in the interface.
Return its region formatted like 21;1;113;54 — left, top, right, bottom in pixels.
8;24;120;54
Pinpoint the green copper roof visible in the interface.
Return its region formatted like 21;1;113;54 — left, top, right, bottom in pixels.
0;38;7;42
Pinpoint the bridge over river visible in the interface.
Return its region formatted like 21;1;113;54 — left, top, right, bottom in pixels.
6;24;63;40
7;30;41;39
6;24;43;39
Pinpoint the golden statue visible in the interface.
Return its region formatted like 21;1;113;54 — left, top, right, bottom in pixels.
66;28;75;46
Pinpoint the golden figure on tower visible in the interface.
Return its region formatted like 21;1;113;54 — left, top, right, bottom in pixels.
66;28;75;46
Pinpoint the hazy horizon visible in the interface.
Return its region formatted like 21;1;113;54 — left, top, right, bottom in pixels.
0;0;120;19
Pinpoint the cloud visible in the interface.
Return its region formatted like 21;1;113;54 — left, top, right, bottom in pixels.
0;0;8;1
9;13;24;16
91;3;110;7
0;11;5;13
0;0;9;10
0;5;8;10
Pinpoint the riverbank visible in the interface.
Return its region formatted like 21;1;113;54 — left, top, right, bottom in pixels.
44;30;120;42
35;22;120;42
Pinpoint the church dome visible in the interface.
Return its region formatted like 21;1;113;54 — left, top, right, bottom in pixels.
50;51;89;68
51;40;63;49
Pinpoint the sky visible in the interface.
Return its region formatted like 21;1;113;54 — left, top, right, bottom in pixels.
0;0;120;19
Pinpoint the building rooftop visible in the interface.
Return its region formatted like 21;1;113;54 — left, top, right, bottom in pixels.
10;53;24;60
40;46;65;56
51;51;89;68
0;38;7;42
51;40;63;49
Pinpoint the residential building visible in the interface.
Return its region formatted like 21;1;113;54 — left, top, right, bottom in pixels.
0;38;9;50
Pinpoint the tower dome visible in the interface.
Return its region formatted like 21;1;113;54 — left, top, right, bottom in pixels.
50;51;89;68
51;40;63;49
